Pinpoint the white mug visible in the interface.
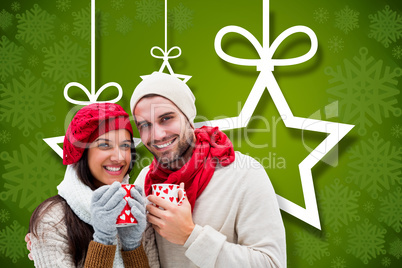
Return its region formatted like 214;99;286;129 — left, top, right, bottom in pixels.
151;184;186;208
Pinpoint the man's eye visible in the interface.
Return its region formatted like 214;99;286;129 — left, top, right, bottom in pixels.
162;116;172;122
139;123;150;129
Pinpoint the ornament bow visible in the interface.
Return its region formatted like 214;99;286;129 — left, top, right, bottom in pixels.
215;25;318;72
151;46;182;75
64;81;123;105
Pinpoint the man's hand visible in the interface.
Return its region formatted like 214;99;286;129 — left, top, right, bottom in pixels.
146;183;195;245
25;233;33;260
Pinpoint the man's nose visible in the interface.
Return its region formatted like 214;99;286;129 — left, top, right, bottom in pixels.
152;125;167;141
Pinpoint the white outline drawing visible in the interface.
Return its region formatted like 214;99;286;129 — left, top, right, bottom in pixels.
63;0;123;105
194;0;354;229
140;0;191;82
44;0;354;229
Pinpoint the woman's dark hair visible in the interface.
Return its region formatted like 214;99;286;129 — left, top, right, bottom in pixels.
29;134;136;266
29;196;94;267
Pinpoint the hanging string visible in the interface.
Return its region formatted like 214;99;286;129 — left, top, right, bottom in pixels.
63;0;123;105
165;0;167;53
146;0;191;82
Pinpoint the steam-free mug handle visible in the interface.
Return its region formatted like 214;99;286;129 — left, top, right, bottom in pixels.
176;188;186;205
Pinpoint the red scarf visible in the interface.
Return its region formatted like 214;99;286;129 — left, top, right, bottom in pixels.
144;126;235;210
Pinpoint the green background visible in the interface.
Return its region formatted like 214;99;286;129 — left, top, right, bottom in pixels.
0;0;401;267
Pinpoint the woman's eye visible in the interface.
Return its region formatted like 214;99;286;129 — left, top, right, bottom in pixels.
98;143;109;148
121;143;131;149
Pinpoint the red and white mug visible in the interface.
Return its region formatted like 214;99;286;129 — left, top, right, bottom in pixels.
151;184;186;208
116;184;138;227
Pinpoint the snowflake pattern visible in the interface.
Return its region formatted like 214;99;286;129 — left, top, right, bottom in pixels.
15;4;56;49
362;201;375;213
72;6;108;41
331;256;346;268
27;54;39;67
53;127;63;136
0;209;10;223
334;6;359;34
325;47;401;136
391;124;402;138
0;70;56;136
313;8;329;24
318;178;360;232
60;22;70;32
369;6;402;48
294;231;330;265
111;0;125;11
1;133;63;211
346;219;386;264
42;36;89;85
328;36;344;53
11;2;21;12
389;238;402;259
0;9;13;30
332;236;342;246
0;1;400;266
378;187;402;233
393;45;402;59
56;0;71;12
169;3;193;33
0;130;11;144
135;0;163;26
115;15;133;35
0;36;23;82
72;5;90;42
96;11;110;38
381;257;391;267
347;132;402;199
0;221;28;263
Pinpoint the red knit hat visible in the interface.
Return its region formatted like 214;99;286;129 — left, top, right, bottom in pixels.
63;103;133;165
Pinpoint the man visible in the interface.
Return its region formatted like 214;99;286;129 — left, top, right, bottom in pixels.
131;72;286;267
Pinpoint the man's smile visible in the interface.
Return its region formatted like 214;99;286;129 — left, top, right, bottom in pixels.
152;137;177;150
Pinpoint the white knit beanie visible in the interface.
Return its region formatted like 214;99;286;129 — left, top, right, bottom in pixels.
130;72;196;127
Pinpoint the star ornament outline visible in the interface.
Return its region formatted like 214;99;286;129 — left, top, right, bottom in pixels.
194;0;354;229
193;74;354;230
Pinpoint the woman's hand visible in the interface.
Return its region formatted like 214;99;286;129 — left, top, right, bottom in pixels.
25;233;33;260
91;181;126;245
117;186;147;251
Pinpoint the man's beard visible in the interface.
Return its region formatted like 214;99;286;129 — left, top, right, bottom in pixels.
151;133;195;170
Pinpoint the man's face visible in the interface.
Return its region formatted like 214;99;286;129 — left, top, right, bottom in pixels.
134;96;195;168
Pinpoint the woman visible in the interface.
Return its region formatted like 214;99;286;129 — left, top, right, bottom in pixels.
29;103;149;267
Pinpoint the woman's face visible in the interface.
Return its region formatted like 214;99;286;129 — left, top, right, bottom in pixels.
87;129;132;187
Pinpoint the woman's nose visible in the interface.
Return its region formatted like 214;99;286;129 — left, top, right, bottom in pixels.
110;147;125;161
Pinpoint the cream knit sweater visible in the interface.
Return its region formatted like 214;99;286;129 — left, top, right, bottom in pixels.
135;151;287;268
31;201;78;267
